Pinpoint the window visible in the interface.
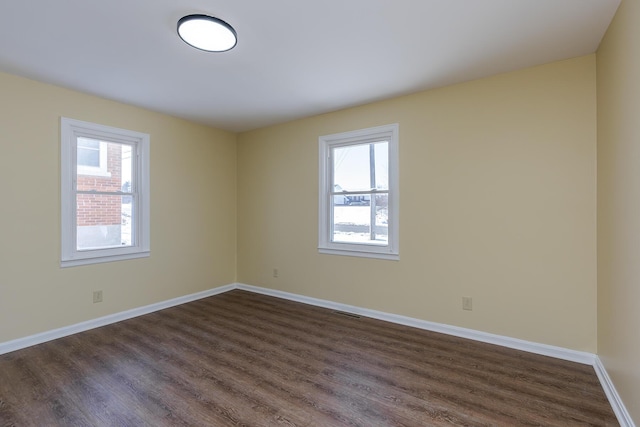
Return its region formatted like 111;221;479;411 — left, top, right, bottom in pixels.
319;124;399;260
61;117;150;267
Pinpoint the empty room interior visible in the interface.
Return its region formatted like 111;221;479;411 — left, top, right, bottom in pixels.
0;1;639;425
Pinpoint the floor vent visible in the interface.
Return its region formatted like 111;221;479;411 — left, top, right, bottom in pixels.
333;311;361;319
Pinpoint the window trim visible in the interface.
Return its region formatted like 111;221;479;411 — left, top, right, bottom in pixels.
60;117;150;267
318;123;399;260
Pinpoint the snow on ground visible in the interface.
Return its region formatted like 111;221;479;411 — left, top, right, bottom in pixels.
333;206;388;244
121;203;132;246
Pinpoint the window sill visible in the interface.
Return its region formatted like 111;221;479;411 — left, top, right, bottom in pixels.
318;247;399;261
61;251;150;268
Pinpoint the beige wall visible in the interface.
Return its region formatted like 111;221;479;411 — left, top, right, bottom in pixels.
0;57;600;354
0;72;237;343
597;0;640;423
237;55;598;352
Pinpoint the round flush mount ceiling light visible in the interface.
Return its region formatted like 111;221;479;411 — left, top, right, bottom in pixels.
177;14;237;52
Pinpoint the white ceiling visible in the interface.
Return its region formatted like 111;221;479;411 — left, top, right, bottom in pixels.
0;1;620;132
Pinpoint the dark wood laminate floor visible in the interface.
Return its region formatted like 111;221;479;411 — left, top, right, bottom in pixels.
0;290;618;426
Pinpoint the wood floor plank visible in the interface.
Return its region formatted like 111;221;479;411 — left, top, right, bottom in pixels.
0;290;618;426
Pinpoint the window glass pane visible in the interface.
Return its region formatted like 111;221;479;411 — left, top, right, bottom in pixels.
76;194;132;250
374;194;389;242
120;144;133;193
373;142;389;190
77;137;100;167
333;141;388;192
76;141;133;190
120;195;133;246
332;194;388;245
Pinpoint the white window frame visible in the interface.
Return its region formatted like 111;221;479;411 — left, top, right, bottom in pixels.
61;117;150;267
318;123;399;260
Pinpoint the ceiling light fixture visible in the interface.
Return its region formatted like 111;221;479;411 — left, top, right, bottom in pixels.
177;14;237;52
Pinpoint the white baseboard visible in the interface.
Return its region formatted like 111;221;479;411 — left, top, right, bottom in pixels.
236;283;596;365
1;282;634;426
0;284;235;356
594;356;637;427
2;282;592;364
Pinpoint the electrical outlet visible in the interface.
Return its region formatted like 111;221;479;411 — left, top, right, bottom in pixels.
273;268;279;278
93;290;103;304
462;297;472;311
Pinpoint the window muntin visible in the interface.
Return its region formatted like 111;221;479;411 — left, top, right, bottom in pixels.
319;124;399;260
61;118;150;267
